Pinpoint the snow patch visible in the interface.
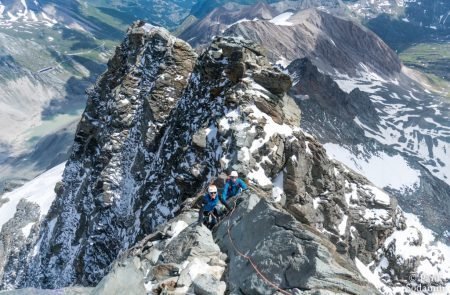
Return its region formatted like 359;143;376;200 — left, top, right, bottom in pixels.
275;56;290;68
363;185;390;206
0;162;65;231
246;104;295;154
269;12;294;26
313;197;320;209
271;171;284;202
355;258;386;290
248;165;272;187
357;212;450;294
21;222;34;237
227;18;252;28
338;215;348;236
362;208;390;226
324;143;420;192
166;220;189;243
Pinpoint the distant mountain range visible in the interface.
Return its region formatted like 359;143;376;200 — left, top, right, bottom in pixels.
1;21;449;295
1;0;448;190
0;1;449;294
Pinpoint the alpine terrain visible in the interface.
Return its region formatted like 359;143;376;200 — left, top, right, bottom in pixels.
0;20;449;295
176;2;450;238
0;0;199;192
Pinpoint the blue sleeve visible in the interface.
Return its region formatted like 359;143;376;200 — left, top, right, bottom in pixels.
238;179;248;190
222;182;229;201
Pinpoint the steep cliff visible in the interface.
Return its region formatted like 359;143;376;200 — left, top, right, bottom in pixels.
1;22;449;295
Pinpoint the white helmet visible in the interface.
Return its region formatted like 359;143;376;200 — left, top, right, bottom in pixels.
208;185;218;194
230;171;238;177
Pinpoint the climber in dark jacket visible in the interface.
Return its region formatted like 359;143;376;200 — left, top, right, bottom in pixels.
198;185;231;228
222;170;248;202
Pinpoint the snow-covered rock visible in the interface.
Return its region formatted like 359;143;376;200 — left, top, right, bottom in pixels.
0;162;65;282
1;20;449;295
1;21;198;289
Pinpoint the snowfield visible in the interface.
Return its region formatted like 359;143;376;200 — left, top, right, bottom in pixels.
332;66;450;187
269;12;294;26
324;143;421;192
0;162;65;231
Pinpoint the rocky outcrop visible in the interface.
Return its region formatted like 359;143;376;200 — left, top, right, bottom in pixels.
288;57;379;143
216;193;379;294
2;21;449;295
0;22;198;289
0;200;40;282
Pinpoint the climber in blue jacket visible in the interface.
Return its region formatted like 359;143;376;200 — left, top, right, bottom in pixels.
222;170;248;202
198;185;231;228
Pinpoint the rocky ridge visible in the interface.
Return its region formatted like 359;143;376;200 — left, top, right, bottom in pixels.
181;7;401;78
1;22;449;294
1;22;198;288
178;1;450;240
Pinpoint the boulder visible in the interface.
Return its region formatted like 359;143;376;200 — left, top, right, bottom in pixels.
215;193;380;294
192;274;226;295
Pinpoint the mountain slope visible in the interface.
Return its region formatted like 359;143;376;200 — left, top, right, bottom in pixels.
182;8;401;77
288;58;450;236
0;0;201;191
1;22;450;294
177;4;450;236
0;162;65;282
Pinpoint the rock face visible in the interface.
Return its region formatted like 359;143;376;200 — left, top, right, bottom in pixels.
2;21;449;295
288;58;380;143
215;193;379;294
0;199;40;281
0;22;198;289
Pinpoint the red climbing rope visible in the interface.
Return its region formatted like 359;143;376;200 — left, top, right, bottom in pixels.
225;200;292;295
